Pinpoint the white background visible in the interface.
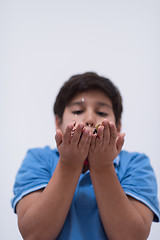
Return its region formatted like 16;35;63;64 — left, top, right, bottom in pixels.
1;0;160;239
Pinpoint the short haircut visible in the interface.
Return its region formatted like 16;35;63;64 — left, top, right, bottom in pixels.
53;72;123;125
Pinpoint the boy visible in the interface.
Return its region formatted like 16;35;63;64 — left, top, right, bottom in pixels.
11;72;159;240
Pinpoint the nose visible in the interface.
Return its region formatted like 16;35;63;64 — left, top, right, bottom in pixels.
84;110;96;128
86;122;94;127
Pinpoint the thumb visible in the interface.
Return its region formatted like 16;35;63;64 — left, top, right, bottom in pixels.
116;133;125;153
55;129;63;147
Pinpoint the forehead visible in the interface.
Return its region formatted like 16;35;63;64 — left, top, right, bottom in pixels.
68;90;112;107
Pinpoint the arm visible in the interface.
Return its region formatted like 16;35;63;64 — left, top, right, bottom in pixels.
17;122;92;240
89;120;153;240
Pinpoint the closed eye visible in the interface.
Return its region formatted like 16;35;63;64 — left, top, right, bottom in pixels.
97;112;108;117
72;110;84;115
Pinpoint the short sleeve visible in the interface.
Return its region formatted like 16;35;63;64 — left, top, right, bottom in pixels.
11;147;55;213
120;152;160;222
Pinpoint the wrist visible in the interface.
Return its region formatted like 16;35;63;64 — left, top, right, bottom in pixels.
59;157;84;173
89;162;115;175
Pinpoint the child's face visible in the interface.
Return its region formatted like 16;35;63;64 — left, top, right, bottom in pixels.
56;90;121;133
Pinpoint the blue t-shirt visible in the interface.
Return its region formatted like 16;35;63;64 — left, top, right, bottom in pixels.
11;146;160;240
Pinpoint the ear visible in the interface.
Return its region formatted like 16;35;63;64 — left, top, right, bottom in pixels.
116;120;121;134
55;115;62;130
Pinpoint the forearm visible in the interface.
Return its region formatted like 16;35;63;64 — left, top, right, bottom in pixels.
18;160;82;240
90;164;149;240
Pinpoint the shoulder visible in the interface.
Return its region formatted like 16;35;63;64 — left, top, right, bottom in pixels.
119;149;149;161
26;145;58;158
118;150;155;183
118;150;151;170
23;146;59;167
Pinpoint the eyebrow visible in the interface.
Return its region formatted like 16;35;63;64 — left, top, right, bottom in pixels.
68;101;112;109
96;102;112;109
68;101;84;107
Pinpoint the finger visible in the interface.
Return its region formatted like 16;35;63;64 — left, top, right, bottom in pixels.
116;133;125;152
95;125;104;147
78;127;88;148
80;129;92;151
63;123;74;144
109;122;117;145
102;119;110;146
71;122;85;145
90;133;96;150
55;129;63;147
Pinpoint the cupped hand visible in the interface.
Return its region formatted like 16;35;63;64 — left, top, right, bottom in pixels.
88;119;125;171
55;122;92;170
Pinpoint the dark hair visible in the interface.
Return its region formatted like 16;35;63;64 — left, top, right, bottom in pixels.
53;72;123;125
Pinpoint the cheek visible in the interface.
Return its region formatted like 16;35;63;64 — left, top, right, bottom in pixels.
61;114;77;131
103;115;116;124
74;115;83;122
